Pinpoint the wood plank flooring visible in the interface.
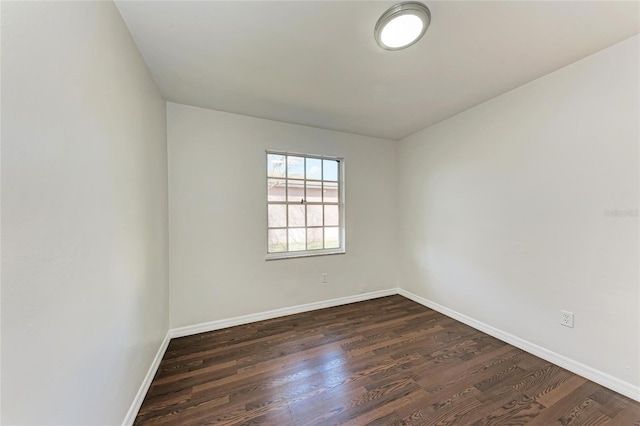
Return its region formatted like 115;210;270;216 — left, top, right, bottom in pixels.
135;295;640;425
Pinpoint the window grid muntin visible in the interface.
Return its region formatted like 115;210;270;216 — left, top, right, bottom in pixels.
267;152;343;255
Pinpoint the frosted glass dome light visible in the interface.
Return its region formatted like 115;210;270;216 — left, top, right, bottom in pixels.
375;2;431;51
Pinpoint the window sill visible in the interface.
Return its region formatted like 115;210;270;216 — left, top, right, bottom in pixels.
265;249;345;261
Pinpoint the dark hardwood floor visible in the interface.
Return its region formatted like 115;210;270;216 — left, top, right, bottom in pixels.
135;295;640;425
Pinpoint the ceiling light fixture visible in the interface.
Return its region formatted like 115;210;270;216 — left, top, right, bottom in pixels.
374;2;431;51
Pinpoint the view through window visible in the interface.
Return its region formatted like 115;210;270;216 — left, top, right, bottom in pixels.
266;152;344;258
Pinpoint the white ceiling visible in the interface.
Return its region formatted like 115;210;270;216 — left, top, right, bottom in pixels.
115;1;640;140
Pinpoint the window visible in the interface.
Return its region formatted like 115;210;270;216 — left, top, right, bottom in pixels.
266;151;344;259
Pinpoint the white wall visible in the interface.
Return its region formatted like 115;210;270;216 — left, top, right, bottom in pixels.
168;102;397;328
1;2;169;425
398;35;639;391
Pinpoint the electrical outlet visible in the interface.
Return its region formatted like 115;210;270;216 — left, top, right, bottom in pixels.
322;273;328;284
560;310;574;328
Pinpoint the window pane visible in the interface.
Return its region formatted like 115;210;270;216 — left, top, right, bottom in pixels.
306;158;322;180
323;181;338;203
267;179;285;202
307;205;323;227
288;205;305;227
325;227;340;249
306;180;322;202
288;228;306;251
267;154;286;178
323;159;338;181
268;229;287;253
324;205;339;226
307;228;323;250
266;152;343;257
268;204;286;228
287;156;305;179
287;180;305;202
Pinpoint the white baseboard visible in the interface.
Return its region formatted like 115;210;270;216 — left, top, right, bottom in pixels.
397;288;640;402
170;288;398;339
122;331;171;426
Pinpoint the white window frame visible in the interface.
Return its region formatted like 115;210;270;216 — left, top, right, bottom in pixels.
265;150;345;260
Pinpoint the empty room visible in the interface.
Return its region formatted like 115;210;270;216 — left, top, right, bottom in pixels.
1;1;639;425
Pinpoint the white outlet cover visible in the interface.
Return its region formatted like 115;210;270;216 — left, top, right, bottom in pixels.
560;310;574;328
